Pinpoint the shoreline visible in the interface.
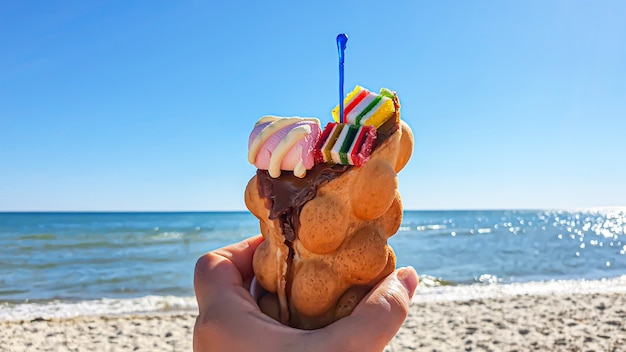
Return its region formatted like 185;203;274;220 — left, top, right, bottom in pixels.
2;290;626;351
2;275;626;323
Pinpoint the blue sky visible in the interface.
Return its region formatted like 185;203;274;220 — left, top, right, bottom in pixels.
1;1;625;211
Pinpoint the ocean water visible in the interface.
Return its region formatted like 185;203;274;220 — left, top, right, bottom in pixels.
1;209;625;321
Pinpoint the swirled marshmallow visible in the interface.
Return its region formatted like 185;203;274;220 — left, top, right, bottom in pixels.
248;116;321;178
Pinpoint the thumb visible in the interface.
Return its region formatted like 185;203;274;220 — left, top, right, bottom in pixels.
332;266;418;351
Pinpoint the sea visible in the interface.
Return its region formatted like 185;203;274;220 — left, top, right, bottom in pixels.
1;209;625;322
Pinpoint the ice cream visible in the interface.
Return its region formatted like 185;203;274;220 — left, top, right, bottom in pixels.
245;88;414;329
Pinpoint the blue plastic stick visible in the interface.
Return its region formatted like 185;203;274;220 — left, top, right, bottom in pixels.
337;34;348;124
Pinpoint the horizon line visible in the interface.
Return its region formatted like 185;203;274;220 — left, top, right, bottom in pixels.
1;207;625;214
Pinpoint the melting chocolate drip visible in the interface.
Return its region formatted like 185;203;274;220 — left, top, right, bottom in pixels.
256;164;349;242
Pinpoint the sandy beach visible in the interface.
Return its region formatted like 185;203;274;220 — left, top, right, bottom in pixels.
2;291;625;352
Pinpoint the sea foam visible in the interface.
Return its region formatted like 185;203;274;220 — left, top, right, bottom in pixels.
2;276;626;322
412;274;626;303
0;295;197;322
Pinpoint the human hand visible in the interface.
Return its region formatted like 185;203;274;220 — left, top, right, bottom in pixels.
193;235;418;352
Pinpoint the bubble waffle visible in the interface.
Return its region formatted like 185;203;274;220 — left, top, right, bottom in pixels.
245;93;413;329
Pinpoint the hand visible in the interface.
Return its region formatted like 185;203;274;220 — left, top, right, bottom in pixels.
193;235;418;352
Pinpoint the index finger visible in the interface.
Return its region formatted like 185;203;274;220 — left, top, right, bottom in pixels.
211;234;264;279
194;235;264;305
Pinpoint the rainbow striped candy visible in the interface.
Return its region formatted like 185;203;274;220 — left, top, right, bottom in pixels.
314;122;377;166
331;86;395;128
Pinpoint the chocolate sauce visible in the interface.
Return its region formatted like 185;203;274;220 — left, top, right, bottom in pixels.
256;164;349;242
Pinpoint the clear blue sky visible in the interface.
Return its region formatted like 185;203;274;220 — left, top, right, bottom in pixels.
1;1;625;211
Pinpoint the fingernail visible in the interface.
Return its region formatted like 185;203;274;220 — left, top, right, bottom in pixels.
397;266;418;298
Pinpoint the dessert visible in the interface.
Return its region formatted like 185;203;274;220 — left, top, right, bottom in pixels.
245;86;414;329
